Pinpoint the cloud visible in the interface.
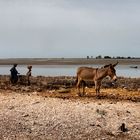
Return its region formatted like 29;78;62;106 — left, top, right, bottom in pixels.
0;0;140;58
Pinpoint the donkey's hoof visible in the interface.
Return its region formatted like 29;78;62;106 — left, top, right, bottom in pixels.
96;95;101;99
77;92;82;97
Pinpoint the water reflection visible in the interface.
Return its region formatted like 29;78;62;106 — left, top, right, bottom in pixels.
0;65;139;78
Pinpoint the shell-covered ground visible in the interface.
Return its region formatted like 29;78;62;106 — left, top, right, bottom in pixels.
0;87;140;140
0;76;139;140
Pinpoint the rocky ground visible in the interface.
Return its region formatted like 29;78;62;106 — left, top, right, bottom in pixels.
0;91;140;140
0;75;139;101
0;75;139;140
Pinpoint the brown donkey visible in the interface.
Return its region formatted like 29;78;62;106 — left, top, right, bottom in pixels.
76;62;118;97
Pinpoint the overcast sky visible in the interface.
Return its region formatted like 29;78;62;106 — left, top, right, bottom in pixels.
0;0;140;58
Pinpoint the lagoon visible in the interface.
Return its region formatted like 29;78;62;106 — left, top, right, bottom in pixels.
0;64;139;78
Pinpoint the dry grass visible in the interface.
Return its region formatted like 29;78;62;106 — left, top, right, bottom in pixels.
39;88;140;102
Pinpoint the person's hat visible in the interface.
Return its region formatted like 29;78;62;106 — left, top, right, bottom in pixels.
27;65;32;69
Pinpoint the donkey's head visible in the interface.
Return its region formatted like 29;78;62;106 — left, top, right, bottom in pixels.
104;62;118;81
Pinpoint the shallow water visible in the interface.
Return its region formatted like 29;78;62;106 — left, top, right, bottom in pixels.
0;64;139;78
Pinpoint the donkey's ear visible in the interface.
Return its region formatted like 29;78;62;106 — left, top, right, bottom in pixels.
104;64;111;68
113;61;118;67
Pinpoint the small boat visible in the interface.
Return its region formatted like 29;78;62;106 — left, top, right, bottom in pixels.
130;66;138;69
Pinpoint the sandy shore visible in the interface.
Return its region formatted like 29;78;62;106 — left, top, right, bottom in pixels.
0;91;139;140
0;58;140;65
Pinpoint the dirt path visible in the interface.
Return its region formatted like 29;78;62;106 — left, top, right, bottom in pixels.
0;91;140;140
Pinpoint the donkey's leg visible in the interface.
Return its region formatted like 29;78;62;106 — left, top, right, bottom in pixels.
97;81;101;94
95;81;98;96
95;81;101;98
81;80;86;96
76;79;81;96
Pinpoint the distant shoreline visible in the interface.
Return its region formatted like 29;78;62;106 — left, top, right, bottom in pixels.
0;58;140;65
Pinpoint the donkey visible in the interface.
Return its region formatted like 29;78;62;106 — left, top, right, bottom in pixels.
76;62;118;97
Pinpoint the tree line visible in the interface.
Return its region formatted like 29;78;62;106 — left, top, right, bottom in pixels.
86;55;139;59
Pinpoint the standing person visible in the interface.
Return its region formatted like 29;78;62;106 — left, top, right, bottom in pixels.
10;64;19;84
26;65;32;86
